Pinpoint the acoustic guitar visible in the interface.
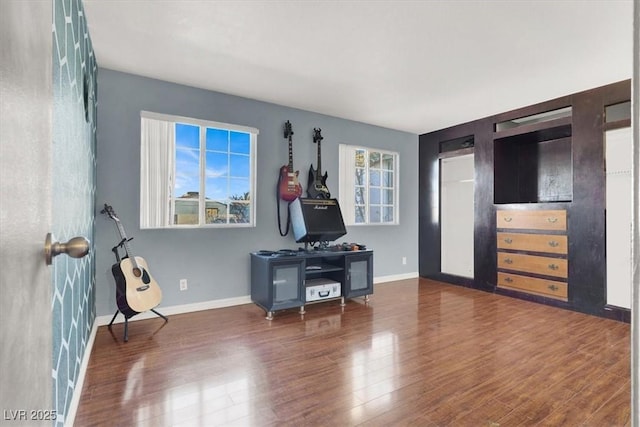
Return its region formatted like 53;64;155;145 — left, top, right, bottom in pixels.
102;204;162;316
307;127;330;199
279;120;303;201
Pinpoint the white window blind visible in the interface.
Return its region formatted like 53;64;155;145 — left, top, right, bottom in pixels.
140;115;175;228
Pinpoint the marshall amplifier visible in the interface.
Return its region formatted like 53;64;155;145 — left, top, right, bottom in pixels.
289;198;347;244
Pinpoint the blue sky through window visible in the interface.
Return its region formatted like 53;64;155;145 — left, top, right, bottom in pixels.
175;123;251;202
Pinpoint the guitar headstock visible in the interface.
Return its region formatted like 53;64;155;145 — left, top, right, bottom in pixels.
313;128;323;144
284;120;293;140
101;203;119;222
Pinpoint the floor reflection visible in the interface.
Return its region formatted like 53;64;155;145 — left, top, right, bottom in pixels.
350;331;399;418
75;279;631;426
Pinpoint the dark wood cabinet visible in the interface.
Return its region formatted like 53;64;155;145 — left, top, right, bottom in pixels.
251;250;373;320
418;79;631;320
494;107;574;205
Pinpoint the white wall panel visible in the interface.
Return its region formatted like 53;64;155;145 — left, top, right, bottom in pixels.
606;127;632;309
441;154;474;278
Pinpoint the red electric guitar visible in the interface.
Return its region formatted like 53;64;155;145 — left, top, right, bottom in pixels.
279;120;303;201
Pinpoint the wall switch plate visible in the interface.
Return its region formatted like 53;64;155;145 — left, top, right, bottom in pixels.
180;279;188;291
402;257;407;265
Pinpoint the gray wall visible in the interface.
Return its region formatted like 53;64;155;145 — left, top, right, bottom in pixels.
95;69;418;316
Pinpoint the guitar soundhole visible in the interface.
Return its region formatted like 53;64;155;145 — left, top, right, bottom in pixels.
133;268;142;278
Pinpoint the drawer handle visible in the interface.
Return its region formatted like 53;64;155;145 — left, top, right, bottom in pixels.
504;258;513;264
548;284;559;292
548;264;559;270
547;217;558;223
503;217;513;222
504;277;513;283
548;240;559;247
504;238;513;244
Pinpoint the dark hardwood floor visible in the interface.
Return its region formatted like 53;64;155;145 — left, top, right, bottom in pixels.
75;278;630;426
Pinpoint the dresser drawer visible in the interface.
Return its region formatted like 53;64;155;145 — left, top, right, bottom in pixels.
497;232;567;254
497;272;567;301
497;252;567;278
496;210;566;231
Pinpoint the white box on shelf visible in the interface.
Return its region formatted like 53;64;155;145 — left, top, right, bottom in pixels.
305;278;341;302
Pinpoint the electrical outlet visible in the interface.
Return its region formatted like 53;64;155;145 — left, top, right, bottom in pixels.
179;279;188;291
402;257;407;265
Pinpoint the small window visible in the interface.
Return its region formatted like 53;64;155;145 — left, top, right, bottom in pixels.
140;111;258;229
338;144;399;225
605;101;631;123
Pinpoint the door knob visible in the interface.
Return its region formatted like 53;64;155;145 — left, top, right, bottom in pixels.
45;233;90;265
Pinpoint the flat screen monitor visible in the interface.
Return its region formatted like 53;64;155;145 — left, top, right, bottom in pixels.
289;198;347;243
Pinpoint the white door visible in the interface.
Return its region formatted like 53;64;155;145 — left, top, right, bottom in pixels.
440;154;475;278
0;1;53;415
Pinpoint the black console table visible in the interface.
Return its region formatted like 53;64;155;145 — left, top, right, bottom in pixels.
250;249;373;320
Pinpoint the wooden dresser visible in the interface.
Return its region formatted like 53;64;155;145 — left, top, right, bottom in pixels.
496;209;568;301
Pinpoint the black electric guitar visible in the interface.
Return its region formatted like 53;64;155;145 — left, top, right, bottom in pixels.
307;128;330;199
279;120;303;201
102;204;162;316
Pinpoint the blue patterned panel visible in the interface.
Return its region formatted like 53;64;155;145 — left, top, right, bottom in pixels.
52;0;97;425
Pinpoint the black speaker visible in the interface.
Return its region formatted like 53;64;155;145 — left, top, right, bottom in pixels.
289;198;347;243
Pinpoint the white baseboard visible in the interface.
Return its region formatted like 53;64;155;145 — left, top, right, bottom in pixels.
374;272;419;284
94;273;417;327
65;320;99;427
94;295;253;326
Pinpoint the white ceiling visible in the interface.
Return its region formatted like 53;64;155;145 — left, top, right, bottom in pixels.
83;0;633;135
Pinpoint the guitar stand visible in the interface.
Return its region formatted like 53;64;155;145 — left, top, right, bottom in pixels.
108;308;168;342
108;238;168;342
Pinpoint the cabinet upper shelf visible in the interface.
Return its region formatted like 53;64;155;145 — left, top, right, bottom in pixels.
493;116;572;142
305;263;344;274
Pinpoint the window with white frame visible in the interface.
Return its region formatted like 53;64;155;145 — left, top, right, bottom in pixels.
140;111;258;229
338;144;399;225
